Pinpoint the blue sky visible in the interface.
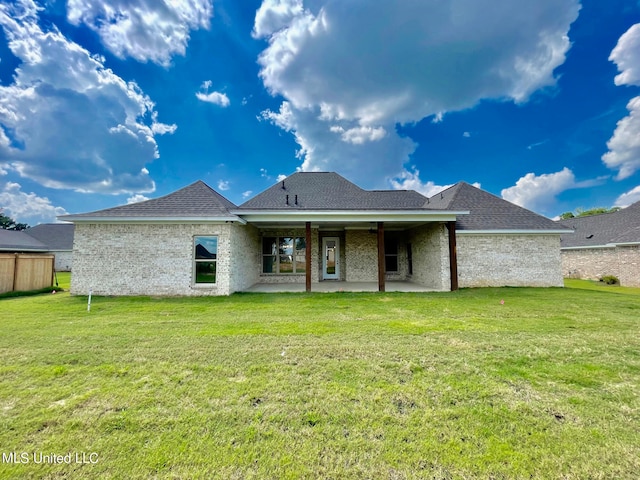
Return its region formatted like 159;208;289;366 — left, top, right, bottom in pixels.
1;0;639;225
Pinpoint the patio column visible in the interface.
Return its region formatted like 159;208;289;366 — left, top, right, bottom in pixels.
305;221;312;292
377;221;385;292
447;221;459;291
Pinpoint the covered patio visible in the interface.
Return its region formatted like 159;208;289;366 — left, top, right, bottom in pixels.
243;280;440;293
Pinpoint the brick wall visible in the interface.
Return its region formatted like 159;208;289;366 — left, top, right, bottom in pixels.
53;250;73;272
561;244;640;287
71;223;235;296
345;230;377;281
457;233;564;287
409;223;450;290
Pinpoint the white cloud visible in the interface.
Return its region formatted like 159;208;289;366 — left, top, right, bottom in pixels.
0;0;175;194
462;132;471;138
242;190;253;199
609;23;640;87
501;167;580;212
217;180;230;191
276;174;287;182
602;24;640;180
196;91;230;107
66;0;213;66
602;96;640;180
126;194;149;204
615;185;640;207
389;169;453;198
254;0;580;185
0;182;68;224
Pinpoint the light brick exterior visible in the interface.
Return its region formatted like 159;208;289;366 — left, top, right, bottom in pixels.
345;230;377;282
408;224;451;290
561;245;640;287
71;222;253;296
52;250;73;272
457;233;564;287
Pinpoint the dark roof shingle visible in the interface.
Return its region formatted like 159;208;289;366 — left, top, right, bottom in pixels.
426;182;567;231
26;224;74;250
0;229;49;252
239;172;429;210
558;201;640;247
61;181;238;220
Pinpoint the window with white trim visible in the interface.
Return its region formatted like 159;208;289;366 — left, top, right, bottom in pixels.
262;236;307;274
194;236;217;284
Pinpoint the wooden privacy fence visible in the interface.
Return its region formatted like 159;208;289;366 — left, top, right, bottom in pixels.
0;253;55;294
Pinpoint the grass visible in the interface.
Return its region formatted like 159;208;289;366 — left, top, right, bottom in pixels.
0;280;638;479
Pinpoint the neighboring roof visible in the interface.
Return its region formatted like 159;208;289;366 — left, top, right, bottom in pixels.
558;201;640;248
0;229;49;252
426;182;569;232
238;172;430;210
25;223;75;250
60;181;239;222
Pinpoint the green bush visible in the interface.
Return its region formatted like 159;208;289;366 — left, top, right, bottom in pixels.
600;275;620;285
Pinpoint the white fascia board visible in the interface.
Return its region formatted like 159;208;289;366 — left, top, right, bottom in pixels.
561;244;616;250
457;229;572;235
561;241;640;250
234;210;467;223
59;216;246;225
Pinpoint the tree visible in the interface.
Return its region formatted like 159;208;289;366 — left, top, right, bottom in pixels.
560;207;620;219
0;210;29;231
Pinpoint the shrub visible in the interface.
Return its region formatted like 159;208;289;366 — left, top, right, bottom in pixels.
600;275;620;285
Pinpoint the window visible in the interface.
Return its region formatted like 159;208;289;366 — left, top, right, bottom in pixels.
194;236;217;284
385;237;398;273
262;236;307;274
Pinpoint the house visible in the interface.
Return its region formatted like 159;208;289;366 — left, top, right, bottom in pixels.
558;201;640;287
25;224;75;272
0;229;55;294
60;172;569;296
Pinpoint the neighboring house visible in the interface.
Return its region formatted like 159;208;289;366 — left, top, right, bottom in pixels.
0;229;49;253
558;201;640;287
0;229;54;294
60;172;569;296
25;224;75;272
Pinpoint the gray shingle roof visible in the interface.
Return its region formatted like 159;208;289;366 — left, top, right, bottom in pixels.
61;181;238;220
426;182;568;231
239;172;429;210
0;229;49;252
558;201;640;247
25;223;74;250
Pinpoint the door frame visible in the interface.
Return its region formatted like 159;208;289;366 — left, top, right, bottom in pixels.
322;236;340;280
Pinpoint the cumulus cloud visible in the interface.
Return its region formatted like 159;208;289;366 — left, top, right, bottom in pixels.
0;0;175;194
127;194;150;204
500;167;590;213
389;168;454;198
242;190;253;199
603;24;640;180
0;182;68;224
196;80;230;107
253;0;580;186
217;180;230;191
609;23;640;87
66;0;213;66
602;96;640;180
615;185;640;207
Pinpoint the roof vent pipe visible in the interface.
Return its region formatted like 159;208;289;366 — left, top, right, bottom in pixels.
295;195;298;205
282;180;285;189
286;195;289;205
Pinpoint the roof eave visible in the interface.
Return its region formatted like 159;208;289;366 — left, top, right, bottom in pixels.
58;215;246;225
233;209;469;223
458;229;572;234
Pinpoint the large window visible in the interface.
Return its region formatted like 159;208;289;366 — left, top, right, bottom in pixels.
194;236;217;284
263;236;307;274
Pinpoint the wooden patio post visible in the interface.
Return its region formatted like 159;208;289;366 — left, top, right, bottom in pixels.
377;222;385;292
305;222;312;292
447;221;459;291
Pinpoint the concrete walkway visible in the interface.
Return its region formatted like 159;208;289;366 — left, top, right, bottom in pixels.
243;281;439;293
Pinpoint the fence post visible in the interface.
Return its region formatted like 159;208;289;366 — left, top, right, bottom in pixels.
12;254;18;292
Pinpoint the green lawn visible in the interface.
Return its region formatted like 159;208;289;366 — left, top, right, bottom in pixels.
1;281;638;479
